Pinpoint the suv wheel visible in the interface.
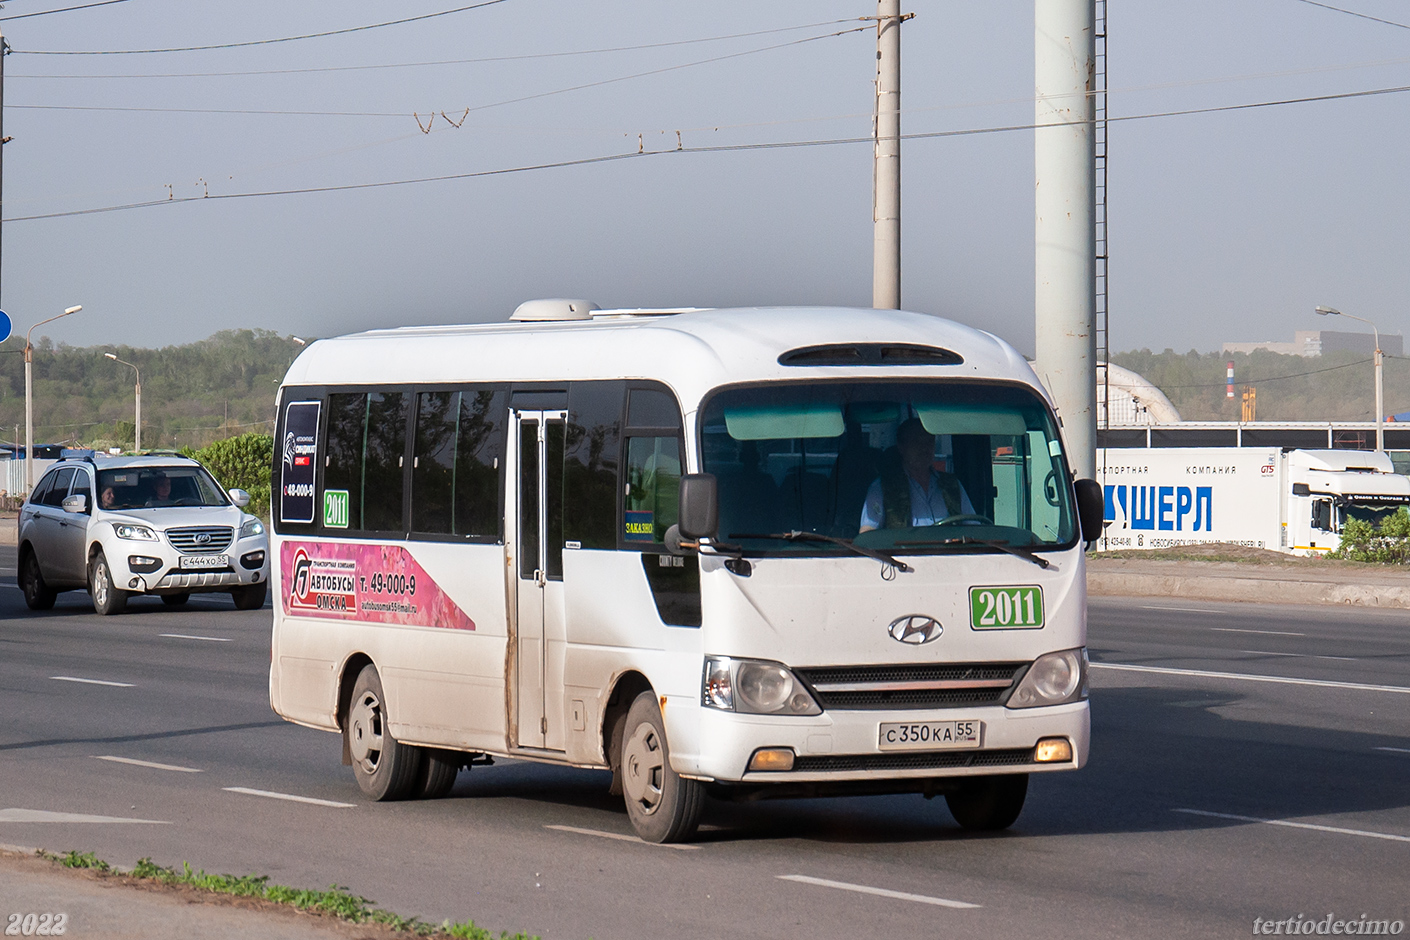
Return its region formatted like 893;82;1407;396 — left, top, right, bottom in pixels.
20;550;57;611
231;582;267;611
89;550;128;616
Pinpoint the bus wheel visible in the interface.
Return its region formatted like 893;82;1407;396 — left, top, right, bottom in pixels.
620;692;703;844
417;749;460;799
945;774;1028;831
346;665;422;801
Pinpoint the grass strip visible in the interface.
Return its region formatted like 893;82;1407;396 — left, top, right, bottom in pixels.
46;849;537;939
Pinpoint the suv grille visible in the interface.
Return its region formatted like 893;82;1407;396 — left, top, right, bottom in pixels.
167;526;234;554
793;747;1038;773
793;662;1028;710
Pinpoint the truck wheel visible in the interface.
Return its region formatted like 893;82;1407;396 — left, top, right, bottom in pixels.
946;774;1028;831
346;665;422;801
231;582;267;610
89;551;128;616
620;692;703;843
20;550;57;611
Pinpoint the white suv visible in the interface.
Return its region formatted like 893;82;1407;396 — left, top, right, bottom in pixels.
18;454;271;615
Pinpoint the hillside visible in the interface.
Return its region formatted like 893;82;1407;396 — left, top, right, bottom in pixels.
0;330;308;451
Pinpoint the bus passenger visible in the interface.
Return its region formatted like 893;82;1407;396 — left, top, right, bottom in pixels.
859;417;974;532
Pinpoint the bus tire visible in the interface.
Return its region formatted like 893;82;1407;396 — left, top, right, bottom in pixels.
620;691;703;844
89;551;128;616
945;773;1028;831
346;665;423;801
20;549;57;611
417;749;460;799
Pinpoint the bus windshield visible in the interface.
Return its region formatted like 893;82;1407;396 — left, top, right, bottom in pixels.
699;381;1077;555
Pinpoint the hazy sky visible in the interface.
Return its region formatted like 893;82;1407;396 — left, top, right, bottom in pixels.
1;0;1407;355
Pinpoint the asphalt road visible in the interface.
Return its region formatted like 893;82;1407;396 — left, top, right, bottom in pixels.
2;544;1408;940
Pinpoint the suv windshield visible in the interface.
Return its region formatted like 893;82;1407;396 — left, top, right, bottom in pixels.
97;466;230;510
699;381;1077;555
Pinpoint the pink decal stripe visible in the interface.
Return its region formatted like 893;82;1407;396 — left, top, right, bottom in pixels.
281;541;475;630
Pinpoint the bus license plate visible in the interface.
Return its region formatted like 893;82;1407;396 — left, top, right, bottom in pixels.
878;720;982;751
179;554;228;570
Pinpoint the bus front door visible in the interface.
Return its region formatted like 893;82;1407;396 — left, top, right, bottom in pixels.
510;410;567;751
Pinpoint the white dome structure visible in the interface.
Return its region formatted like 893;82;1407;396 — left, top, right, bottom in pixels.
1098;362;1181;425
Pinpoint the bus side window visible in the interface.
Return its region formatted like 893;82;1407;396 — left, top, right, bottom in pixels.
453;389;505;539
624;437;681;546
565;381;624;550
410;388;505;539
325;393;367;531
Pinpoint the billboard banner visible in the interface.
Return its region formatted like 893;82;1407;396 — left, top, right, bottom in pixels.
280;540;476;631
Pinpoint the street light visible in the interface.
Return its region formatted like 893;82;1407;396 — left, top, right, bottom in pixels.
104;352;141;453
1316;305;1383;452
25;305;81;491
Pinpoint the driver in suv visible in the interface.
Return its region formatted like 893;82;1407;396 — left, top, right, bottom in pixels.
17;453;270;615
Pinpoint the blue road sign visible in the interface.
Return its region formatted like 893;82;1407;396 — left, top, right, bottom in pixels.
0;311;10;344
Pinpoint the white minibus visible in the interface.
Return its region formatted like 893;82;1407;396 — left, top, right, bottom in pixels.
269;302;1103;843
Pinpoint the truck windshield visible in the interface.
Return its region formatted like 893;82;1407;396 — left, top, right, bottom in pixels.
97;466;230;510
1339;498;1410;531
699;381;1077;556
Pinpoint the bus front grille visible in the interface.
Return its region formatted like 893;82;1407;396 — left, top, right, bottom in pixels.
792;747;1039;773
794;662;1028;710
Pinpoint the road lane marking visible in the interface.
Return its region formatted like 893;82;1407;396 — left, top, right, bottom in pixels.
159;633;232;642
543;824;699;850
1211;627;1306;637
1141;605;1218;613
1376;746;1410;754
94;756;201;773
1239;651;1358;662
222;787;355;808
1174;808;1410;844
1091;662;1410;694
0;808;168;824
778;874;980;909
50;676;133;688
1240;650;1301;657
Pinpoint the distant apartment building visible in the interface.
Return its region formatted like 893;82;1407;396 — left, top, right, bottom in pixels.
1221;329;1403;358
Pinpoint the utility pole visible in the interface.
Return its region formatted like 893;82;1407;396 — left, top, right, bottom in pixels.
1;26;8;310
872;0;906;310
1034;0;1097;480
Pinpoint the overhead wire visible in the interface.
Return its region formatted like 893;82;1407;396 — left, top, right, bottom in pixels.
10;0;511;55
5;19;865;78
1289;0;1410;30
12;79;1410;224
1154;358;1375;389
0;0;133;22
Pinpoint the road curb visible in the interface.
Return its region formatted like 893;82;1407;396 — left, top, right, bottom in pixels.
1087;561;1410;609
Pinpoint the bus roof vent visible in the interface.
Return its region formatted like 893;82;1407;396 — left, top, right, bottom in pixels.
510;299;600;322
778;343;965;367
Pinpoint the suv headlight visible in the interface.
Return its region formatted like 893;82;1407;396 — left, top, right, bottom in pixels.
1007;648;1088;709
112;523;158;542
703;657;822;716
240;518;265;539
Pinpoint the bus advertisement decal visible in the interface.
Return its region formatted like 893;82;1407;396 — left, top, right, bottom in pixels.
281;542;475;630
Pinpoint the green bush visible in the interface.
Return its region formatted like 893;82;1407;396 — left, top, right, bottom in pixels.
185;432;273;518
1330;507;1410;564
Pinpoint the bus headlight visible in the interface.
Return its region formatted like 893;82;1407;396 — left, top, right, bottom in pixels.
702;657;821;716
1007;648;1088;709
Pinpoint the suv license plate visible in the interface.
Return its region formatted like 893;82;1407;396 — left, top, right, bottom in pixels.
878;720;982;751
179;554;228;570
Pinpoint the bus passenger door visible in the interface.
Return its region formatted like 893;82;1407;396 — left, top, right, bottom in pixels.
511;410;567;751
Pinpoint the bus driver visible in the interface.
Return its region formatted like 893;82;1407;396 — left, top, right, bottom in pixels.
859;417;975;532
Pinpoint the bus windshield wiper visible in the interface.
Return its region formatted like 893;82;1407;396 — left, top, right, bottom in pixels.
898;536;1051;569
730;531;913;573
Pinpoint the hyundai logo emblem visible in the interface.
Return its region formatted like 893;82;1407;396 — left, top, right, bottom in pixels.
194;532;211;545
888;614;943;645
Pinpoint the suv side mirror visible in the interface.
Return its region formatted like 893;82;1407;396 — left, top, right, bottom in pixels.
229;488;251;509
61;493;88;514
1074;478;1105;544
677;473;719;540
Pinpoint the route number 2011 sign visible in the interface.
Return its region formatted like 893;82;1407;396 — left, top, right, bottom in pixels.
969;585;1044;630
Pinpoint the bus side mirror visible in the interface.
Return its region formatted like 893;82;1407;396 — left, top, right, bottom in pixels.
1074;478;1104;543
678;473;719;540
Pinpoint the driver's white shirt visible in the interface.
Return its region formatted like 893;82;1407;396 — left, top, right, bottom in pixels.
859;471;976;530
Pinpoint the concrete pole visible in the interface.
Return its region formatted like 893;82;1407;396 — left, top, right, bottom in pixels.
24;341;31;490
135;377;142;453
872;0;901;309
1374;332;1383;452
1034;0;1097;480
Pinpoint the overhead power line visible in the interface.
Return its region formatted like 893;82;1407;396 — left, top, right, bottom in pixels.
11;0;511;55
7;19;863;78
10;80;1410;224
1155;358;1375;389
1290;0;1410;30
0;0;133;22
